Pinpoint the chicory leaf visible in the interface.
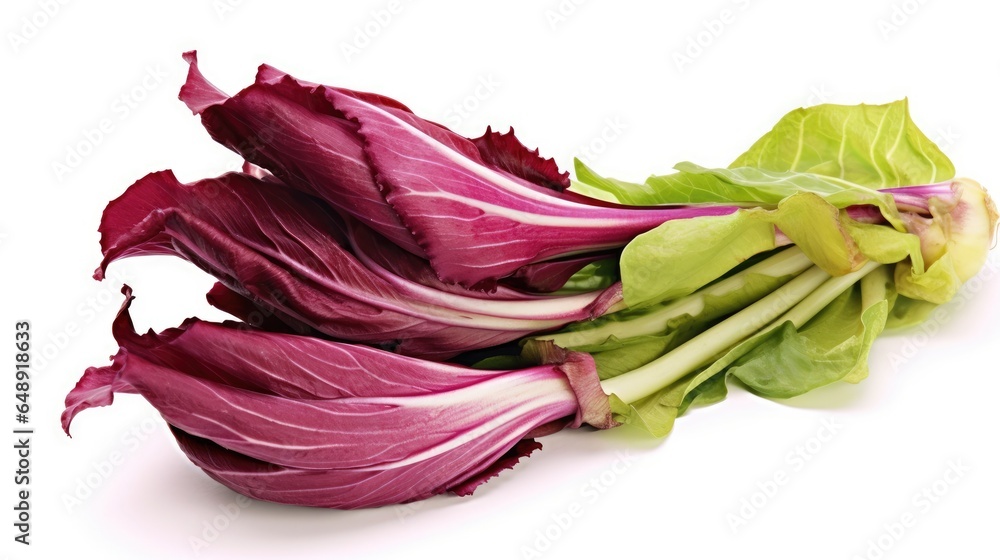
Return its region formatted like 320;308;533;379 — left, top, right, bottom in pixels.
469;126;570;191
576;159;900;227
620;193;865;307
606;263;888;436
893;179;999;303
63;287;615;508
183;52;697;291
325;87;740;289
537;248;812;353
169;426;546;509
502;252;619;293
730;99;955;187
97;170;622;359
180;51;424;257
727;267;892;397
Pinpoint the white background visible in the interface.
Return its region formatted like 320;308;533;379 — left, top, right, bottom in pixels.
4;1;999;559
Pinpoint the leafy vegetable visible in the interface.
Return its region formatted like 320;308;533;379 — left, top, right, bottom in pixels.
65;53;998;511
892;179;998;303
576;159;898;217
181;51;740;290
180;51;425;257
727;266;892;397
536;247;814;352
619;192;871;307
63;287;613;508
97;169;624;359
568;100;970;309
537;101;998;437
730;99;955;186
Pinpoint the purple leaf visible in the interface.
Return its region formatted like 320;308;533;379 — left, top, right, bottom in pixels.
63;288;614;508
170;426;545;508
181;52;738;290
326;87;740;288
469;126;570;192
97;170;622;358
501;252;618;293
180;51;423;257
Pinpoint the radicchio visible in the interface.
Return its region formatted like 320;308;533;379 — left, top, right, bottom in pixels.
63;288;614;508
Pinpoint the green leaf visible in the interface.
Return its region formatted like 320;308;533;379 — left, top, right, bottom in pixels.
608;367;731;438
561;266;800;348
593;334;687;379
885;295;938;329
572;159;653;205
844;218;925;272
610;266;892;436
469;355;524;370
772;194;867;275
843;185;994;306
620;193;863;307
850;230;963;306
650;163;898;212
729;284;888;396
619;208;773;307
893;252;963;305
539;255;807;438
892;179;998;304
556;257;619;293
570;100;951;228
585;270;795;377
730;99;955;187
572;160;900;220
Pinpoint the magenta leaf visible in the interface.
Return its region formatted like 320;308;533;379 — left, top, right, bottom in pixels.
97;170;621;358
469;126;570;192
63;288;614;508
180;51;423;256
182;52;738;290
326;87;739;288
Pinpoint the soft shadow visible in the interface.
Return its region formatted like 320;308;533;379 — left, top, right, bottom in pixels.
731;376;869;411
563;422;669;450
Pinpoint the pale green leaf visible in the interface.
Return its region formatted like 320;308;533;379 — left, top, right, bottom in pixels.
730;99;955;187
